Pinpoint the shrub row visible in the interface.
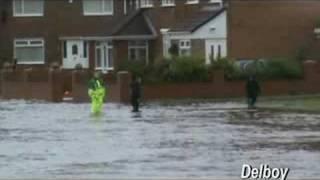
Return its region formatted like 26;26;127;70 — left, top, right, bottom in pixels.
119;57;210;83
119;56;304;83
221;58;304;80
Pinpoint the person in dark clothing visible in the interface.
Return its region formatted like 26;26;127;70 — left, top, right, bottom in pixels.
130;75;142;112
246;75;261;109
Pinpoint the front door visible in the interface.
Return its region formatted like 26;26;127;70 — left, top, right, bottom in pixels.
63;40;89;69
205;40;226;64
95;42;113;72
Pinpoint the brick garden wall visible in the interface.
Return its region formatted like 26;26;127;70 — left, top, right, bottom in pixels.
143;61;320;100
0;69;131;103
1;61;320;102
0;69;63;102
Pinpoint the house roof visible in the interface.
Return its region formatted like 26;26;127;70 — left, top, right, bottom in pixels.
60;10;157;41
169;7;226;33
112;9;157;40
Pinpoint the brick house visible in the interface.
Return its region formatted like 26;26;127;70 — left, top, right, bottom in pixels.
228;0;320;61
163;7;226;64
0;0;227;72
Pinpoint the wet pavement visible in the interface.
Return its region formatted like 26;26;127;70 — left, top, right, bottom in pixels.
0;100;320;178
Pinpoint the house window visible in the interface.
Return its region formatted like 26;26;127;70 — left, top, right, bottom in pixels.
83;0;113;15
179;40;191;56
95;43;102;68
186;0;199;4
217;45;221;59
209;44;222;62
209;0;222;6
72;44;78;55
83;41;88;58
210;45;214;61
107;43;113;69
140;0;153;8
161;0;175;6
14;38;45;64
128;40;148;62
209;0;222;3
95;42;113;70
63;41;67;58
13;0;44;17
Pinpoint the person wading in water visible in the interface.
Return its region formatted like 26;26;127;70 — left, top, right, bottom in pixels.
246;75;261;109
88;72;106;115
130;75;142;112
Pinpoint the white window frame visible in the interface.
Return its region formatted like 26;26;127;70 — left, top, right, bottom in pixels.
14;38;45;64
209;0;222;6
13;0;44;17
105;42;114;70
179;40;191;57
83;0;114;16
209;0;222;3
161;0;175;7
128;40;149;63
186;0;199;4
95;41;114;71
140;0;154;8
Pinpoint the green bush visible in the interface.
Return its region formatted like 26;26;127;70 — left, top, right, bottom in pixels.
209;57;243;79
262;58;303;79
119;56;210;83
118;56;304;83
224;58;304;80
166;56;209;82
118;59;147;78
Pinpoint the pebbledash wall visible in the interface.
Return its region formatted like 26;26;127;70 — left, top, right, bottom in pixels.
1;60;320;102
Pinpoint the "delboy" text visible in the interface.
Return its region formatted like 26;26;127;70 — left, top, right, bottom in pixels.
241;164;289;180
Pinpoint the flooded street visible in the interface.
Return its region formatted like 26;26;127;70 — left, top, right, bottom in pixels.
0;100;320;178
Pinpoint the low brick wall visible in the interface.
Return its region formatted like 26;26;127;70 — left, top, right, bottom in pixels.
0;68;131;103
143;61;320;100
1;70;26;99
1;61;320;102
0;69;63;102
143;80;309;100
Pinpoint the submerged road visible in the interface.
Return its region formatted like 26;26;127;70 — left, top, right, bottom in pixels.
0;100;319;178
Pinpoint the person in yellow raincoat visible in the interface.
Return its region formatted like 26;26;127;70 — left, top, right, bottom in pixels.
88;72;106;115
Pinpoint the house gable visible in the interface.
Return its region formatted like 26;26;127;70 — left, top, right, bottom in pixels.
163;8;227;62
192;10;226;39
166;9;226;40
112;9;157;39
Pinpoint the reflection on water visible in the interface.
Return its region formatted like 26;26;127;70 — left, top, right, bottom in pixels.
0;100;319;178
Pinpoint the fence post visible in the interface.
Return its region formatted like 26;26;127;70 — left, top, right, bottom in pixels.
49;69;63;102
24;68;32;100
72;70;91;102
303;60;319;92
